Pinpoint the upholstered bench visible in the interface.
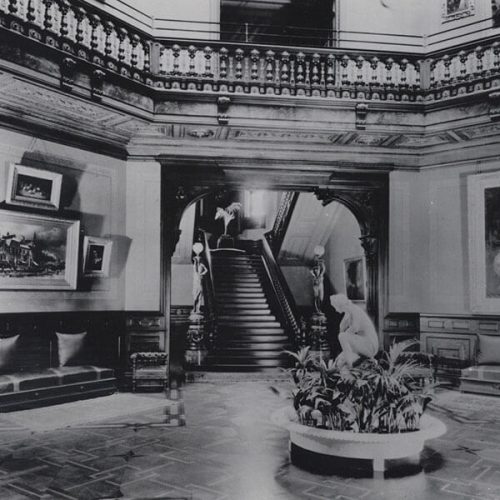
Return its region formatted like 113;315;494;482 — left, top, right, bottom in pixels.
0;330;117;411
460;365;500;396
459;334;500;396
0;366;116;412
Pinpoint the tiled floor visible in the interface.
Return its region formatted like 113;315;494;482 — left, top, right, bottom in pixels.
0;380;499;499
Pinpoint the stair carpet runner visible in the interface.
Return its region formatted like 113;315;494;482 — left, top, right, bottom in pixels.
208;250;290;372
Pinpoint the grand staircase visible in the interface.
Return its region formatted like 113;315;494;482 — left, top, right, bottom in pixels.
207;249;291;371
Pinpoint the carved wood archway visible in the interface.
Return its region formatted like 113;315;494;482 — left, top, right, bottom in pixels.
160;163;388;352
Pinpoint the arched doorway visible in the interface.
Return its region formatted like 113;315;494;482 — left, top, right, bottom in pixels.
160;162;388;372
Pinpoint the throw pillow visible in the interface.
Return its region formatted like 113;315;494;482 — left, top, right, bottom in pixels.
56;331;87;367
0;335;19;371
477;334;500;365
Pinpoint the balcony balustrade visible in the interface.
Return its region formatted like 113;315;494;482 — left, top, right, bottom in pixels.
1;0;499;103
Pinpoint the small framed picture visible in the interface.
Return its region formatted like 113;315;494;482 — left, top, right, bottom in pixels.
442;0;475;22
82;236;112;277
6;164;63;211
344;256;366;302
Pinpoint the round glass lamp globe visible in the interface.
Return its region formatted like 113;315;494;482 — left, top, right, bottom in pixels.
313;245;325;257
192;243;204;255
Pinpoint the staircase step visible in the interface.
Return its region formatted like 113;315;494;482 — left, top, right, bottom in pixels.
217;308;271;315
216;287;265;294
216;341;289;350
219;321;282;328
214;350;288;359
219;326;285;333
217;292;266;298
217;298;267;305
219;314;277;322
207;359;288;368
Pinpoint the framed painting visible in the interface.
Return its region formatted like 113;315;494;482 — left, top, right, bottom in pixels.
442;0;475;22
468;171;500;313
344;256;366;302
0;209;79;290
6;164;62;211
82;236;112;277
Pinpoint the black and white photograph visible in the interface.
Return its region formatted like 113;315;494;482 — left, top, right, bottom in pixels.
0;0;499;498
82;236;113;277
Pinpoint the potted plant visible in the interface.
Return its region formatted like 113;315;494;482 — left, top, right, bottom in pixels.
272;340;446;476
215;202;242;248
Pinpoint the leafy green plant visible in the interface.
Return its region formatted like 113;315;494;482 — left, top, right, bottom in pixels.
215;202;242;235
285;340;434;434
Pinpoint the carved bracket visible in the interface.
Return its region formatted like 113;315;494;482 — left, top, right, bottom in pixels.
217;95;231;125
60;57;76;91
355;102;368;130
91;69;106;101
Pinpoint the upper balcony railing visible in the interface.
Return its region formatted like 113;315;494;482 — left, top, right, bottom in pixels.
1;0;499;103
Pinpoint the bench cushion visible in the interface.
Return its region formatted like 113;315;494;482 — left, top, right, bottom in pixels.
461;365;500;382
0;366;114;394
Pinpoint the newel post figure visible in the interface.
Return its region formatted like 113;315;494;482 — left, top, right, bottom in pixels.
309;245;330;359
185;243;209;367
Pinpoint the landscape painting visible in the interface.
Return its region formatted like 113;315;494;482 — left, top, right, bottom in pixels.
0;210;79;289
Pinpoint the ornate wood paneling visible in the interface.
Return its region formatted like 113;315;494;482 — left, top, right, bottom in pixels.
383;313;420;349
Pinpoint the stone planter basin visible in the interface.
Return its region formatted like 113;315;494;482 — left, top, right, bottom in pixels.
272;407;447;475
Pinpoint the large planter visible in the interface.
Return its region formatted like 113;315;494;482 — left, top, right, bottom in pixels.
272;407;446;476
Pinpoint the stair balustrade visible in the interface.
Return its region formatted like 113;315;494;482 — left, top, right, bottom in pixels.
2;0;500;102
260;237;301;346
265;191;299;257
200;230;217;348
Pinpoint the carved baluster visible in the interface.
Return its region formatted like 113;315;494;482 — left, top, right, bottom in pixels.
187;45;196;75
458;50;468;80
265;49;275;83
104;20;115;63
429;58;436;87
250;49;260;81
385;57;394;87
203;46;213;77
475;46;484;76
172;44;181;75
143;41;151;74
117;27;128;67
219;47;228;79
43;0;54;31
130;34;140;71
235;48;244;80
157;44;166;74
89;14;101;54
493;42;500;73
8;0;19;17
399;58;409;87
341;55;350;85
326;54;335;87
311;53;320;86
370;56;379;85
280;51;290;84
415;59;422;89
442;54;451;85
355;55;364;85
74;6;86;47
296;52;305;85
59;0;70;38
27;0;36;23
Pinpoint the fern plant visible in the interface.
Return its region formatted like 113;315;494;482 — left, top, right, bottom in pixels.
285;340;434;434
215;202;242;235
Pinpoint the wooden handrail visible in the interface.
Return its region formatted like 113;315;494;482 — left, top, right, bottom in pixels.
265;191;299;257
260;237;301;344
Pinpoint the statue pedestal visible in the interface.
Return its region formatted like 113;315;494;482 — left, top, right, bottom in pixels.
184;312;208;367
309;312;330;361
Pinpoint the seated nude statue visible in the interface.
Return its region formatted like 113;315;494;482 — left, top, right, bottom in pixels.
330;294;379;368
